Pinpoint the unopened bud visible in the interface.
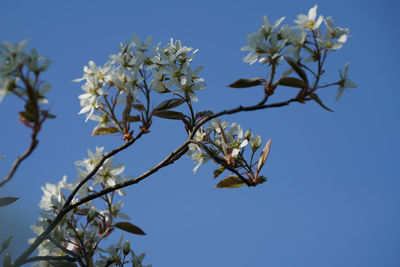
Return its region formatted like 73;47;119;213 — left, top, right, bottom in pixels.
244;129;251;140
123;240;130;255
87;206;96;223
3;252;11;267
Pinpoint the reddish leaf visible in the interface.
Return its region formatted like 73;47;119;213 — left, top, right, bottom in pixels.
115;222;146;235
228;78;264;88
0;197;19;207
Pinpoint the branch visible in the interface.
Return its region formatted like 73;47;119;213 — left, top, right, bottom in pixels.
192;97;298;137
24;255;77;264
12;97;297;266
11;131;146;267
65;98;299;210
47;236;78;258
0;133;38;187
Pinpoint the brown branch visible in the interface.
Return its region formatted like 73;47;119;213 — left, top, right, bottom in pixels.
24;255;77;263
0;133;38;187
11;131;146;267
47;236;78;258
12;97;297;266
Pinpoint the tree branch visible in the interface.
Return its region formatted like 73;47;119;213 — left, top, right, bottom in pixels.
47;236;78;258
11;131;146;267
0;133;38;187
24;255;77;263
12;97;298;266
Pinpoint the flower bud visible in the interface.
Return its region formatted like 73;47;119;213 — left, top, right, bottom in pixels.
87;206;96;223
123;240;130;255
244;129;251;140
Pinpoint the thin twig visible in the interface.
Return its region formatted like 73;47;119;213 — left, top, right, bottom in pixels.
47;236;78;258
11;131;146;266
24;255;77;263
0;134;38;187
12;97;297;266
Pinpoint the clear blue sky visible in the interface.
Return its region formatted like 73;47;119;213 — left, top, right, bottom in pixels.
1;0;399;266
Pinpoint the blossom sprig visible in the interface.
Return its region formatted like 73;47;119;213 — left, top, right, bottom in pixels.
149;38;206;102
0;39;54;129
75;35;206;140
30;147;147;267
235;5;356;111
188;119;271;188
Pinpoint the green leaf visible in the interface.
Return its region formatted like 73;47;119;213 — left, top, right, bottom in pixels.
152;110;187;120
215;176;245;188
310;93;334;112
284;57;308;84
19;111;35;123
195;110;213;121
213;166;225;179
115;222;146;235
41;110;56;119
92;127;120;136
0;197;19;207
278;77;307;88
128;115;141;122
46;113;56;119
257;175;267;184
228;78;265;88
335;87;344;103
0;236;12;255
257;138;271;172
74;208;90;216
132;103;145;111
153;98;186;112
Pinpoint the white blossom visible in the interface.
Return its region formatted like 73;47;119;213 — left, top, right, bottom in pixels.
295;5;323;31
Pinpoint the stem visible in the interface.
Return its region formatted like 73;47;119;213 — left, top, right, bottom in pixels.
12;97;297;266
103;95;123;131
0;132;38;187
24;255;77;264
11;131;146;266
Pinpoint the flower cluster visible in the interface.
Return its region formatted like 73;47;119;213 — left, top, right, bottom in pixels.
0;40;54;128
74;35;205;136
242;5;350;66
149;38;206;101
188;119;270;188
239;5;356;103
30;147;148;267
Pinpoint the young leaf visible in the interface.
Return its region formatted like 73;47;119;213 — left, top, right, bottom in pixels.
0;197;19;207
284;57;308;84
228;78;264;88
195;110;213;121
92;127;120;136
152;110;187;120
115;222;146;235
213;166;225;179
153;98;186;112
278;77;307;88
132;103;145;111
310;93;334;112
128;115;141;122
0;236;12;254
215;176;245;188
257;138;271;172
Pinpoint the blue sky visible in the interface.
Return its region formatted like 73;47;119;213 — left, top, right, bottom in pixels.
0;0;399;266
